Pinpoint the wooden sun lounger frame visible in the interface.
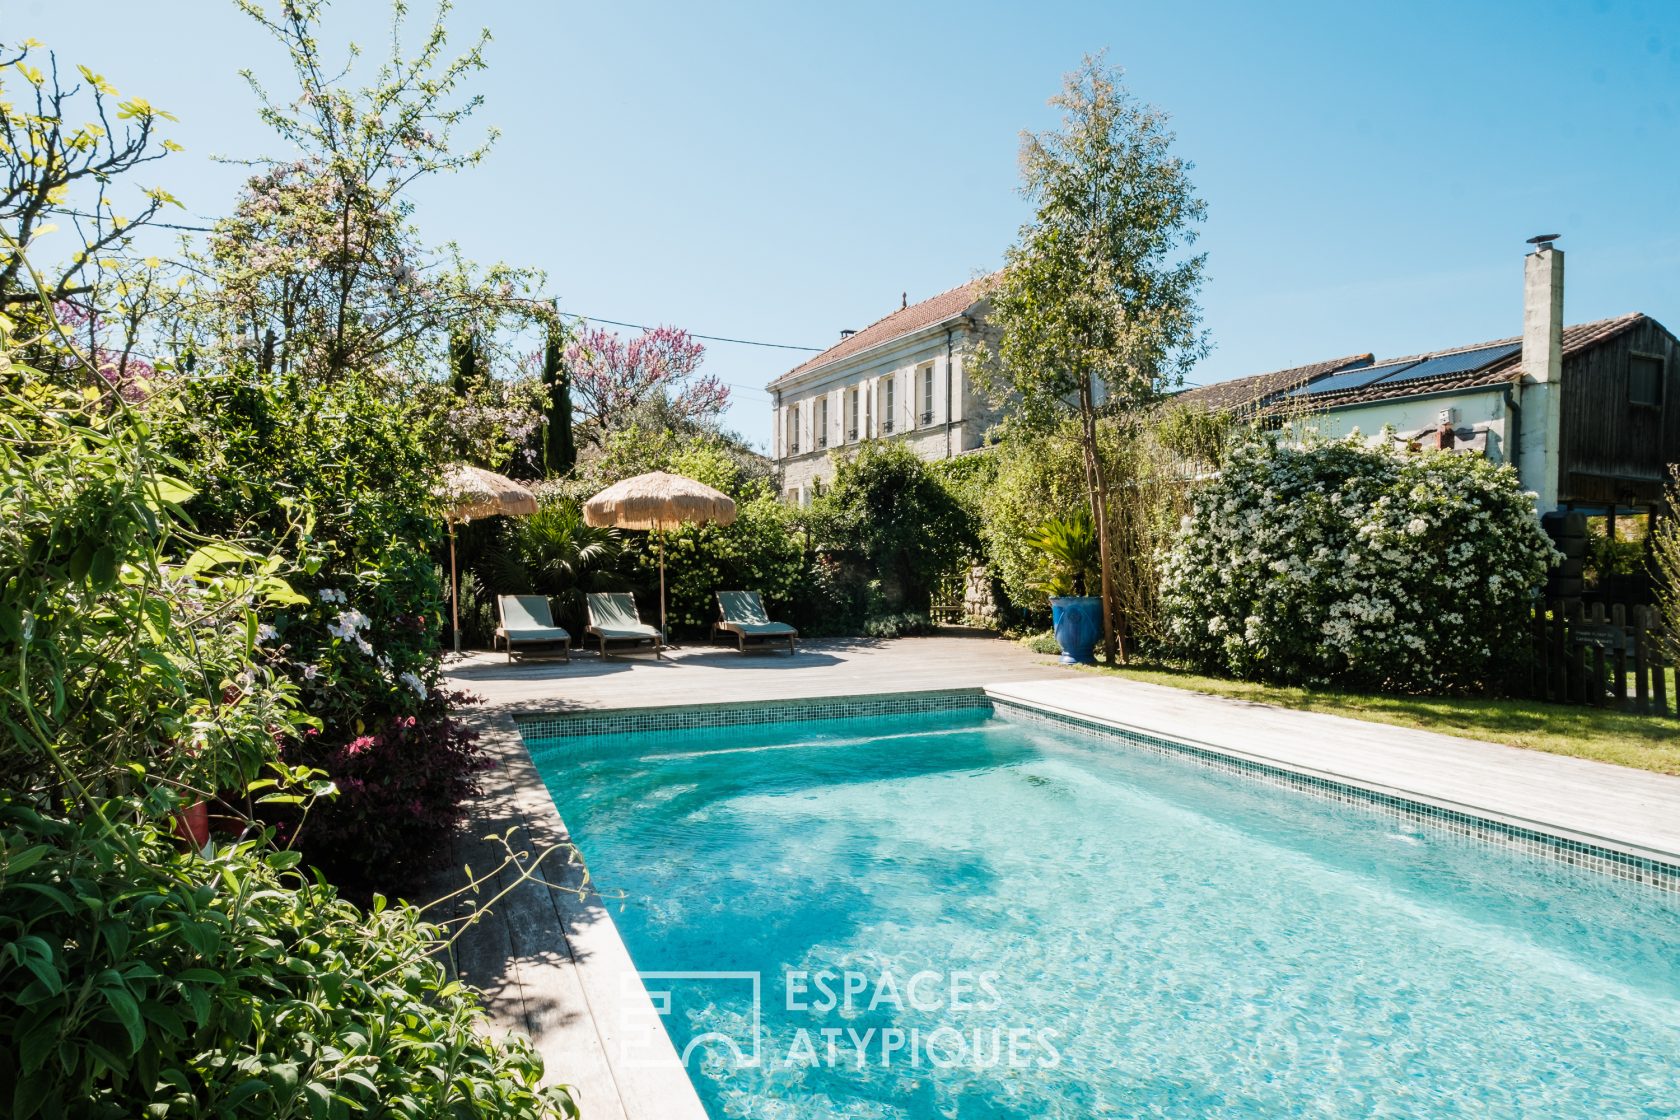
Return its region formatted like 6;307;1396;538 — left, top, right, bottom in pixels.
493;594;572;664
712;591;799;655
584;593;666;660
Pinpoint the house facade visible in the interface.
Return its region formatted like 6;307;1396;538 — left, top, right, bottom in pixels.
767;279;996;504
1178;240;1680;521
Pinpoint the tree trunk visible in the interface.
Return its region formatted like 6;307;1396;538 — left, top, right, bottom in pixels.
1079;381;1121;663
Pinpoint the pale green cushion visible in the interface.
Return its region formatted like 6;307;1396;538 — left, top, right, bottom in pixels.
500;594;558;630
587;593;660;639
501;627;570;642
726;620;796;636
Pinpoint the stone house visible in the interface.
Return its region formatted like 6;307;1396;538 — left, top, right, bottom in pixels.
767;278;997;505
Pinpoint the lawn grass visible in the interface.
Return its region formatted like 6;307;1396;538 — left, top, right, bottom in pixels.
1074;660;1680;776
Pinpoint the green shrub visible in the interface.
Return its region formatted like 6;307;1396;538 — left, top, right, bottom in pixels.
1020;630;1062;656
862;612;935;639
980;417;1192;647
979;423;1100;619
809;442;977;615
0;363;302;802
0;801;574;1120
1160;435;1558;692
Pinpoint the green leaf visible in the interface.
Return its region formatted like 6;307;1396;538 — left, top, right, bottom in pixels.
140;474;196;512
13;1071;51;1120
5;843;54;875
89;545;117;589
100;983;146;1053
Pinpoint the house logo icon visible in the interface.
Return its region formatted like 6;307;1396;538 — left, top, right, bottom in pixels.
622;971;763;1070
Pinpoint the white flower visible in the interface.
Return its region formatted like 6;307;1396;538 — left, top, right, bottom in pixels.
399;671;427;699
1405;518;1429;536
327;608;372;641
256;623;279;644
317;588;346;604
355;636;373;656
303;664;319;680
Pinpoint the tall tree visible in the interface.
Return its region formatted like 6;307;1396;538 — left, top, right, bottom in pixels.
541;327;576;476
0;39;181;311
971;55;1208;662
449;329;482;394
184;0;548;383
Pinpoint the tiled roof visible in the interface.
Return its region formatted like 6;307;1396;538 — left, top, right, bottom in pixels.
769;276;992;389
1294;312;1647;410
1176;353;1372;413
1181;313;1650;415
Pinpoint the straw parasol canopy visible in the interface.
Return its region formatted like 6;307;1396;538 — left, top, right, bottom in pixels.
436;465;539;655
583;471;737;640
582;470;736;531
440;463;539;522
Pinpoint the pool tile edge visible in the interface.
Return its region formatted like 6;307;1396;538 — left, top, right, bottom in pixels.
985;689;1680;896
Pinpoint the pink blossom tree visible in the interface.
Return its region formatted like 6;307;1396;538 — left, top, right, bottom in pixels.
565;324;729;433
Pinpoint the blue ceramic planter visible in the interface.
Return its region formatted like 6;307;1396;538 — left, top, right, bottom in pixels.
1049;596;1102;664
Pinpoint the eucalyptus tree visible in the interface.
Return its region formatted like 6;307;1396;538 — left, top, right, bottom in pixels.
972;55;1208;662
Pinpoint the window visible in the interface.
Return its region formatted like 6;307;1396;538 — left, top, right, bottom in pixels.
817;396;829;448
848;387;860;441
883;377;895;433
1630;354;1665;406
920;364;935;426
785;405;799;455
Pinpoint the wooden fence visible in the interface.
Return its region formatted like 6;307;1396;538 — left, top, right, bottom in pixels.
1529;601;1674;714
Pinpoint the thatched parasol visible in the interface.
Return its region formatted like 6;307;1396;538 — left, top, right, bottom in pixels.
438;464;539;655
584;471;737;639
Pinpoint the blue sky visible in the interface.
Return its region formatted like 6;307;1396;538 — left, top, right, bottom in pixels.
16;0;1680;452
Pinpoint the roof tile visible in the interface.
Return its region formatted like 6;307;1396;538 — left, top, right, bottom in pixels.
769;277;992;389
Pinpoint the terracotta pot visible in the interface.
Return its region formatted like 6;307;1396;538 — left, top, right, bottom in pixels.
173;800;211;848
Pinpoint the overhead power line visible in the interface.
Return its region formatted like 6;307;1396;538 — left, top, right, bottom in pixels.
63;209;824;355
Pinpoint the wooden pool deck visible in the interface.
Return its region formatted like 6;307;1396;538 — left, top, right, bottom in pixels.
433;635;1680;1118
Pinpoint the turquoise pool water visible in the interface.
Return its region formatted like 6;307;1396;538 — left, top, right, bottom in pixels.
526;706;1680;1119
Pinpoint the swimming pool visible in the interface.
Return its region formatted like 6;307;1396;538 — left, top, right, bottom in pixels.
524;701;1680;1119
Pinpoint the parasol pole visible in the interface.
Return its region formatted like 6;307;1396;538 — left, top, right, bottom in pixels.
657;527;667;641
449;519;461;656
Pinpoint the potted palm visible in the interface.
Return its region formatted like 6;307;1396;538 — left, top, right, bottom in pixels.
1025;510;1102;664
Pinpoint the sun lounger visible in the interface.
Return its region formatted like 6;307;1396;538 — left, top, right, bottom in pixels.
585;592;665;659
713;590;798;654
494;595;571;663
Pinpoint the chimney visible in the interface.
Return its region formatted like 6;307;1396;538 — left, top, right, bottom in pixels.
1522;234;1563;385
1514;234;1564;514
839;329;856;340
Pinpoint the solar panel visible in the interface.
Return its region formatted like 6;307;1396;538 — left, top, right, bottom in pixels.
1371;342;1519;386
1285;359;1416;398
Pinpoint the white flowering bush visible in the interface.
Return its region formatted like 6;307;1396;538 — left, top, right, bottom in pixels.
1159;436;1559;692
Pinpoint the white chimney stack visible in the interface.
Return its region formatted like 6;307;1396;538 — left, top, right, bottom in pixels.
1515;235;1564;514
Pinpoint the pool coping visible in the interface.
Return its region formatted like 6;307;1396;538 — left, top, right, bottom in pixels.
442;707;710;1120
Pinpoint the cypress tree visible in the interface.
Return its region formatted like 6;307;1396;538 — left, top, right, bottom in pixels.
541;328;576;477
449;330;481;396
